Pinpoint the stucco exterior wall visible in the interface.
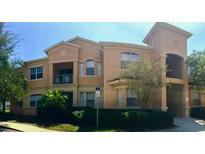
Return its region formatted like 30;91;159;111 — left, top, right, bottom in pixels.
24;60;49;90
102;44;153;108
11;23;194;117
144;24;191;116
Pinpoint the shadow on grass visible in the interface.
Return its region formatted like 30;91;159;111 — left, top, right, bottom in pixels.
0;112;174;132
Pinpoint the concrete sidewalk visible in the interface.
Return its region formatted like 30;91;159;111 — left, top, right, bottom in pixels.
155;117;205;132
0;121;57;132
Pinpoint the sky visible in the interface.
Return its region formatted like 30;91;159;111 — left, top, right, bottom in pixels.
5;22;205;61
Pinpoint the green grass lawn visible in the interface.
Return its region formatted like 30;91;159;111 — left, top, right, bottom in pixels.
0;113;119;132
37;123;120;132
38;124;79;132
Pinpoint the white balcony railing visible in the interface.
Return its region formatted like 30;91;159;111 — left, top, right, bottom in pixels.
53;74;73;84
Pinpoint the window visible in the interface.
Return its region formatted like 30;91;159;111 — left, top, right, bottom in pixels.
86;92;95;107
117;89;122;108
80;92;85;107
121;52;139;68
192;92;201;106
96;63;101;76
30;67;43;80
127;90;138;107
86;60;95;76
80;63;84;76
30;94;42;107
121;52;139;61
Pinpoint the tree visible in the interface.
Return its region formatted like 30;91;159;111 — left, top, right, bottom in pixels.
186;50;205;100
37;90;70;119
119;58;167;109
0;23;27;112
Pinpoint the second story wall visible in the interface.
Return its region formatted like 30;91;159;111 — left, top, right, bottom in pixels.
101;42;153;108
71;38;103;85
48;44;79;62
24;59;49;90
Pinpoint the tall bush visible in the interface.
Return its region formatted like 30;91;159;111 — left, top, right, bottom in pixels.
37;90;70;119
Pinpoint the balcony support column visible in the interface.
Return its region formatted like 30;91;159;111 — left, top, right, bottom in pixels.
49;63;53;86
73;61;78;84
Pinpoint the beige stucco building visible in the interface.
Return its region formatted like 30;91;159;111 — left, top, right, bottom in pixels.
11;22;205;117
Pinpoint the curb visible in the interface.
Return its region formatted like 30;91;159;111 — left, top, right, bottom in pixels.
0;124;23;132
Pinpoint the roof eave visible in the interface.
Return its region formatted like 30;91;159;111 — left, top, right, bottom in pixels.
67;36;99;46
44;41;80;54
24;57;48;64
100;41;153;51
143;22;192;44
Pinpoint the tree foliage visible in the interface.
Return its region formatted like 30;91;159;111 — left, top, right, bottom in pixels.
119;58;167;108
37;90;70;119
0;23;27;112
186;50;205;90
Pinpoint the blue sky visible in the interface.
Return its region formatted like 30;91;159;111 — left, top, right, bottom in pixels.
5;22;205;61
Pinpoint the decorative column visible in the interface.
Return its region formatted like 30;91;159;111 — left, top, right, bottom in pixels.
160;55;168;111
48;63;53;86
73;60;78;84
72;87;78;107
183;62;190;117
72;60;78;107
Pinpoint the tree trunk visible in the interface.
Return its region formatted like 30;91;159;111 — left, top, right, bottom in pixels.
2;101;6;113
196;87;201;105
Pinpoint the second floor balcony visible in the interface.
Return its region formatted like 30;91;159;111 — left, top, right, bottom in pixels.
166;54;184;79
53;62;73;85
53;74;73;84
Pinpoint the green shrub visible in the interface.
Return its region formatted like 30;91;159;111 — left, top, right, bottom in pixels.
0;112;13;121
37;90;71;119
190;107;205;120
72;110;85;122
121;111;148;129
99;109;122;128
73;110;85;119
72;107;96;125
146;111;174;129
71;108;174;130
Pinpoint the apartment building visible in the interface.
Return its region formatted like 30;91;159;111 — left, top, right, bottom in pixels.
11;22;204;117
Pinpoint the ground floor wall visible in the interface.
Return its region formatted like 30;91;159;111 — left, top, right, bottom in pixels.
11;84;103;116
11;84;205;117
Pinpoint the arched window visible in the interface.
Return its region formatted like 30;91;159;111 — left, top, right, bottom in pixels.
86;60;95;75
166;54;184;79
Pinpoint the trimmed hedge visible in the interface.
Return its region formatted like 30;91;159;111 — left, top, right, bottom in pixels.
190;107;205;120
71;107;174;130
0;112;13;121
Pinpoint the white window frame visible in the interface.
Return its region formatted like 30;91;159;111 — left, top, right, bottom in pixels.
126;89;138;108
30;66;43;80
80;63;84;77
86;92;95;107
30;94;42;107
117;89;122;109
79;92;86;107
86;60;95;76
121;52;139;62
96;62;102;76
